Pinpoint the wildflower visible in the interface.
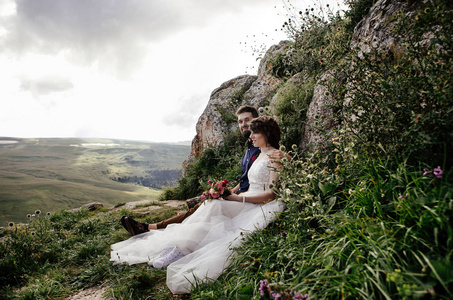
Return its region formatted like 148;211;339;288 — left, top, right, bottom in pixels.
433;166;442;179
258;107;265;114
279;145;286;152
259;279;269;296
8;222;15;228
292;291;309;299
47;212;51;216
280;231;288;237
27;214;31;219
423;169;432;176
424;166;443;179
35;210;41;215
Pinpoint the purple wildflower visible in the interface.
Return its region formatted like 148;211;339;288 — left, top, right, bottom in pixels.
290;291;309;300
280;231;288;238
259;279;269;296
423;169;432;176
424;166;443;179
433;166;442;179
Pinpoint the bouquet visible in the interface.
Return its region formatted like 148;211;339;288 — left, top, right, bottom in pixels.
201;179;231;201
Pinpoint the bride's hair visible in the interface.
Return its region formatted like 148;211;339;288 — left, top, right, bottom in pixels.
249;116;281;149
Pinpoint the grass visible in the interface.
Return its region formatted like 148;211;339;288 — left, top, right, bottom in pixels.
189;158;452;299
0;205;181;300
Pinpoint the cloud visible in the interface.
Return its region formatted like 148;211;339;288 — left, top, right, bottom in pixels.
1;0;272;78
19;75;73;97
163;92;209;128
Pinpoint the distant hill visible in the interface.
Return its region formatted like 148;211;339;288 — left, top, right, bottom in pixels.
0;137;191;225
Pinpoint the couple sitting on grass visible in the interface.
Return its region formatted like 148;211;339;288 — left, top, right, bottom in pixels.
110;105;286;294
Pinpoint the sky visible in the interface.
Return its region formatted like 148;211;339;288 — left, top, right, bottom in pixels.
0;0;340;143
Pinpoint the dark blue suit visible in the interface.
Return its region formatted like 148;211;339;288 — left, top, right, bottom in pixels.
237;140;260;194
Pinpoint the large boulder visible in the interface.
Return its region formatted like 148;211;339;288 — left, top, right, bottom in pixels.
190;75;257;158
188;41;288;159
300;71;335;150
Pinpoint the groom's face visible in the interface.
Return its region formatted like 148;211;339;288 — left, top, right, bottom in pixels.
237;112;254;138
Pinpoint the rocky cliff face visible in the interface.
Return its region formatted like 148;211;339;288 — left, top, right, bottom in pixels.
188;0;417;160
188;41;289;159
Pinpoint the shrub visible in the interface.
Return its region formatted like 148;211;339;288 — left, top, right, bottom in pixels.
272;78;314;148
161;130;245;200
340;0;453;167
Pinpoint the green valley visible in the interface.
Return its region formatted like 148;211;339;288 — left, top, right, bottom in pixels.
0;137;190;225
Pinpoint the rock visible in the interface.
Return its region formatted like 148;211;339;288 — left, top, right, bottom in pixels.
242;41;288;106
69;202;103;212
186;0;425;161
301;0;422;151
351;0;417;57
66;286;106;300
300;71;336;150
188;41;288;160
190;75;257;158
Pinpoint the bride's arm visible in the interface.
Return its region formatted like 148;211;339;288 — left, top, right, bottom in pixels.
230;183;240;194
225;160;281;204
225;190;276;204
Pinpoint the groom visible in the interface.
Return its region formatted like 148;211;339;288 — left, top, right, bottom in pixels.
122;105;282;235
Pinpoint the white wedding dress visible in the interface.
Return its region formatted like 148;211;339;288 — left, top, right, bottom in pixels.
110;155;286;294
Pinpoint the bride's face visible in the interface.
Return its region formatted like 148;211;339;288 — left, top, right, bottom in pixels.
250;131;267;148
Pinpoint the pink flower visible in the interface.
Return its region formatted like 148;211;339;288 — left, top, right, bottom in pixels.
216;182;224;191
424;166;443;179
201;179;230;200
433;166;442;179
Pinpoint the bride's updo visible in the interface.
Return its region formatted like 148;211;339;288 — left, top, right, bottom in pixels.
249;116;281;149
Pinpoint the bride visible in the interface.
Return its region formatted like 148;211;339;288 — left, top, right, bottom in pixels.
110;116;286;294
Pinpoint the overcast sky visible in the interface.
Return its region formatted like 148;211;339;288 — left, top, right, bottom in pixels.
0;0;340;143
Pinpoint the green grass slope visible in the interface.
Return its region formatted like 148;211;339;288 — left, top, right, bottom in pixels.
0;137;190;225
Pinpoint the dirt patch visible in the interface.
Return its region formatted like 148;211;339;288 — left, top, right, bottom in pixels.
66;286;108;300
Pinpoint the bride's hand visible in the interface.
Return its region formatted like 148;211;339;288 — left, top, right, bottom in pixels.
224;193;238;201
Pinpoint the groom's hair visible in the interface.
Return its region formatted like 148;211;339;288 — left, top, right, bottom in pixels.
236;105;258;118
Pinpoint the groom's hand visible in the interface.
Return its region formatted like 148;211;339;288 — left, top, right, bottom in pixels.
269;149;291;164
269;150;284;163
